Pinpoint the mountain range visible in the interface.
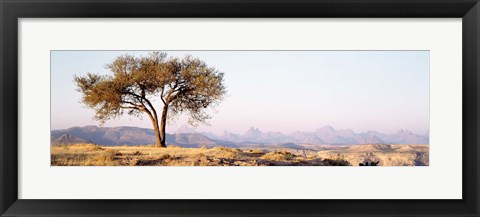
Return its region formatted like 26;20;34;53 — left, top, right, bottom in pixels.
51;125;429;147
51;125;228;147
205;125;428;145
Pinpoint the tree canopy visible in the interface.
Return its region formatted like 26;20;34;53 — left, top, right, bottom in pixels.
74;52;226;147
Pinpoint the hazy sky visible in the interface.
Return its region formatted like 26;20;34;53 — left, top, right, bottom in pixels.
51;51;429;135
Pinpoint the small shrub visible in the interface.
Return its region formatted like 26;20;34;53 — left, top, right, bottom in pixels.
132;151;142;156
359;161;380;166
83;149;119;166
158;153;172;160
64;143;103;151
322;158;351;166
208;146;241;159
248;149;264;154
261;150;297;161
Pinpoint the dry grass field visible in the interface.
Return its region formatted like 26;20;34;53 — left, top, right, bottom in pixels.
51;144;351;166
316;144;429;166
51;143;428;166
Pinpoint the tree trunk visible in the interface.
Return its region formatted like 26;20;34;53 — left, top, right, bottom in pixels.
151;118;163;148
158;105;168;148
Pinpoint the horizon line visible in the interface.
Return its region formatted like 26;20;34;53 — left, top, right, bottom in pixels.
51;124;430;136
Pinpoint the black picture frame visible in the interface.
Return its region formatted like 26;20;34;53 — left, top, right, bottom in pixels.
1;0;479;216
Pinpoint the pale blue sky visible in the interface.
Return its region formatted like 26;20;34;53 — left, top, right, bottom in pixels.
51;51;429;135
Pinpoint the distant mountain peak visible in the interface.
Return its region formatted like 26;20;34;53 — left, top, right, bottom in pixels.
317;125;335;132
51;133;90;145
245;127;262;135
396;129;413;135
248;126;260;131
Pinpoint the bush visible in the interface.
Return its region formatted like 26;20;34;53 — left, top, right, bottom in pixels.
322;158;351;166
248;149;264;154
359;161;380;166
261;150;297;161
132;151;142;156
207;146;241;159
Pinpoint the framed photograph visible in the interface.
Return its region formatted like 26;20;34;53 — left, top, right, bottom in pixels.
1;0;478;216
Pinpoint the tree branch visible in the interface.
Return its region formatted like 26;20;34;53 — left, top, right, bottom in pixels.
120;106;140;110
142;97;159;122
121;100;142;108
165;83;180;104
121;92;158;125
160;88;166;105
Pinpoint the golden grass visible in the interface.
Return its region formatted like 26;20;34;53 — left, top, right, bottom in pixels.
51;143;345;166
247;149;265;154
261;150;297;161
50;143;427;166
51;144;121;166
316;144;429;166
57;143;103;151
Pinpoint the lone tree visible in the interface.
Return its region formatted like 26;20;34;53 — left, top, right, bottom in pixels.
74;52;226;147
